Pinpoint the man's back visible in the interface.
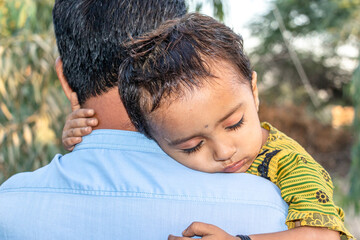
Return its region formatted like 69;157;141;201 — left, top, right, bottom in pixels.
0;130;288;239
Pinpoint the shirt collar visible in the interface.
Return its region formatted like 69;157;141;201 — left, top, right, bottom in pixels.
73;129;163;153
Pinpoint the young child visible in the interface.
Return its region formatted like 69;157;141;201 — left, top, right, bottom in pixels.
62;13;353;240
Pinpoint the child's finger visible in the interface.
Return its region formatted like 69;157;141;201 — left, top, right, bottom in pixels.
63;127;92;139
66;118;98;130
63;137;82;151
67;108;95;121
167;235;192;240
182;222;215;237
70;92;81;111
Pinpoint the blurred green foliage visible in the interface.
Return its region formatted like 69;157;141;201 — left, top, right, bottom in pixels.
249;0;360;108
249;0;360;208
187;0;224;21
0;0;68;183
350;60;360;211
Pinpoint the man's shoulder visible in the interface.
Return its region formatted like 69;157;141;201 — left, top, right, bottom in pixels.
0;154;62;192
0;141;289;239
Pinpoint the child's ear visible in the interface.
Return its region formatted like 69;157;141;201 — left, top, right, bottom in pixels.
251;71;260;112
55;57;73;101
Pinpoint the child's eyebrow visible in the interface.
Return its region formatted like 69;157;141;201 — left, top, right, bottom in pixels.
168;134;202;146
216;102;243;126
167;102;243;146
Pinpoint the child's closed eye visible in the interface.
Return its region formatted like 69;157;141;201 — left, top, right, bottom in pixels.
182;140;204;154
225;116;244;131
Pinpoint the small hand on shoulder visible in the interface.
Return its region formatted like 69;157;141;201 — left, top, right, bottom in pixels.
62;92;98;151
168;222;239;240
168;221;341;240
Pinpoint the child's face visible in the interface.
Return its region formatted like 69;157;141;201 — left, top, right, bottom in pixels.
148;61;268;173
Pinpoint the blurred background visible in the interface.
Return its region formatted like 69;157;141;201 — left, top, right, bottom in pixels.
0;0;359;237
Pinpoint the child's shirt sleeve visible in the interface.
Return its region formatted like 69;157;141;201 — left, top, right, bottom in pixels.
275;151;354;239
249;123;354;239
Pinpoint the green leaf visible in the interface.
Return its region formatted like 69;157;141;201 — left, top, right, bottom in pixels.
17;5;27;28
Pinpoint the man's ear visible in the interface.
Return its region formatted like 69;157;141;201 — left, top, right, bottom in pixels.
55;57;73;101
251;71;260;112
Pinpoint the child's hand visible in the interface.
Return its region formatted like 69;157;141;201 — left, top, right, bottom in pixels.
168;222;238;240
62;92;98;151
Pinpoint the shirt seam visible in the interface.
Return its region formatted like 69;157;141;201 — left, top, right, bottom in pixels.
0;187;287;215
74;145;163;153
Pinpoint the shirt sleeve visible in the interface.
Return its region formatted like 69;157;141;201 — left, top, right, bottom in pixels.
276;152;354;239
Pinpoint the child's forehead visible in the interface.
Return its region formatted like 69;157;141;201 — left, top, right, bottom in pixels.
168;64;246;102
200;58;250;86
143;58;251;118
151;61;250;112
176;59;247;96
147;66;253;137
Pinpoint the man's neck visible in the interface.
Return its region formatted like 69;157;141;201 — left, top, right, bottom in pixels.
82;88;137;131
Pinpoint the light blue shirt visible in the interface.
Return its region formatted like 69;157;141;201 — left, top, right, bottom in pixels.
0;130;288;239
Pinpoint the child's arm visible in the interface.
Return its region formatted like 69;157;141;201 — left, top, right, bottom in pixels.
62;92;98;151
168;221;340;240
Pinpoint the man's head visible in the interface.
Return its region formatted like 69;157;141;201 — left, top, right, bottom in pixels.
53;0;186;105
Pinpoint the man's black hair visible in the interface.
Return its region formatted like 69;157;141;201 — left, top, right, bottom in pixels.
53;0;187;104
118;13;253;138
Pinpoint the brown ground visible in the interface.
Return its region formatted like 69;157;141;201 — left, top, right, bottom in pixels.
258;104;353;177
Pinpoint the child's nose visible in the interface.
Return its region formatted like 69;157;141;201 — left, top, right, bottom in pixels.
213;143;237;161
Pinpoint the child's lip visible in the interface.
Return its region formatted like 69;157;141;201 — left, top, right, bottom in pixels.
223;159;246;173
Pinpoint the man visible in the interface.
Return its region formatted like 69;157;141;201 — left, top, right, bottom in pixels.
0;1;288;239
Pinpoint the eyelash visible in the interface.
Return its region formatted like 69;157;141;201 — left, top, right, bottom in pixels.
181;117;244;155
182;140;204;154
226;116;244;131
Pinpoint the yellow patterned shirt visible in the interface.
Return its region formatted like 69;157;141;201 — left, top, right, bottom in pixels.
246;122;354;239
